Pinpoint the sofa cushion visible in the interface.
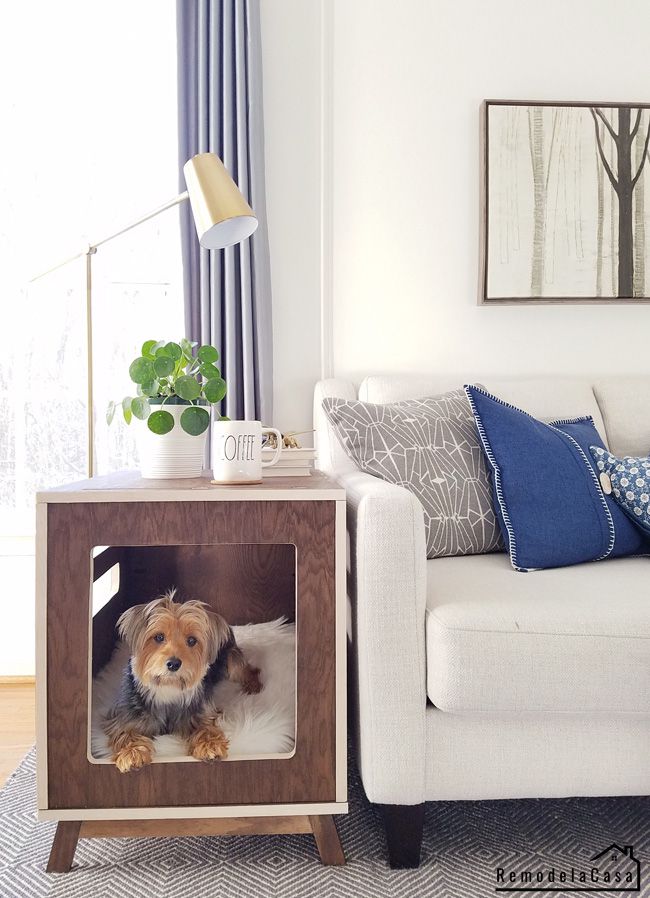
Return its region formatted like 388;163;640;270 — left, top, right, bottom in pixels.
426;553;650;714
360;375;608;441
322;390;502;558
593;377;650;457
313;378;359;476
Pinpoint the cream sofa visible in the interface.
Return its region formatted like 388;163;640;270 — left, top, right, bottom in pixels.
314;375;650;868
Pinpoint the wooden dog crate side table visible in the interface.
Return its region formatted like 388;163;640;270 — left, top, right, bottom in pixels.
36;471;347;870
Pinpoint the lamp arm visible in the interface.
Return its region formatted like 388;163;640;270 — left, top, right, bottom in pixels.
91;190;189;251
30;190;189;281
28;188;190;479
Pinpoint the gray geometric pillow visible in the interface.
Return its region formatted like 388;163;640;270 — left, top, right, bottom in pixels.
322;389;503;559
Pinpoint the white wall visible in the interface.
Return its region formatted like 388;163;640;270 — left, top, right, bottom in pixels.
255;1;650;423
261;0;324;435
331;0;650;384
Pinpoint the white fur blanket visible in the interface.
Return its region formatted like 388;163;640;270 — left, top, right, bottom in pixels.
91;619;296;761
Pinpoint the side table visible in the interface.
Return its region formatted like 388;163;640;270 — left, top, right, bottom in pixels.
35;470;347;870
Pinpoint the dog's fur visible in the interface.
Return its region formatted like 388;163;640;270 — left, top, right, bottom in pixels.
104;590;262;773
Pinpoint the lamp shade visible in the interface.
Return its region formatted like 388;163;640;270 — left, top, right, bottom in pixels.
183;153;258;250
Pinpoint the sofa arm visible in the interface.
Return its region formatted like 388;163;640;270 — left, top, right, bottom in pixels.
340;470;428;805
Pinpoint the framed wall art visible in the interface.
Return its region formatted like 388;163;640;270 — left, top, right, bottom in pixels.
480;100;650;304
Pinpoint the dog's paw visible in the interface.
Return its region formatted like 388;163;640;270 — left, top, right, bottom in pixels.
113;740;153;773
189;728;229;761
242;666;263;695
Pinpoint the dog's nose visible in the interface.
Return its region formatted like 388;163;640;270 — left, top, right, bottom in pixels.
166;657;182;672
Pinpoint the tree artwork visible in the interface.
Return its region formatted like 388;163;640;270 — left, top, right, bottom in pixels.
590;107;650;297
482;101;650;302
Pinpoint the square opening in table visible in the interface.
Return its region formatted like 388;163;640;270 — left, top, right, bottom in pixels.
88;543;296;765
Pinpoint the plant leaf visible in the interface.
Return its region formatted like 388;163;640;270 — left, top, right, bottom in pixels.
164;341;183;361
129;357;155;384
203;377;227;403
180;337;194;362
174;375;201;401
131;396;151;420
141;339;158;360
106;401;116;425
147;409;175;435
219;415;230;421
180;405;210;435
197;344;219;364
122;396;133;425
153;355;175;377
199;363;220;380
139;380;159;397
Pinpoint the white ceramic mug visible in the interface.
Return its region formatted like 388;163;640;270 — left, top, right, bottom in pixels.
211;420;282;483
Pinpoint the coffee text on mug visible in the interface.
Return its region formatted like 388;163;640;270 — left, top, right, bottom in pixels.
223;434;256;462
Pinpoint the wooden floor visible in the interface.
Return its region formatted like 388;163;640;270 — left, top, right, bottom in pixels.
0;683;35;787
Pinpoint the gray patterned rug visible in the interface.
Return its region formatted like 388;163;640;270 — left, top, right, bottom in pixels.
0;749;648;897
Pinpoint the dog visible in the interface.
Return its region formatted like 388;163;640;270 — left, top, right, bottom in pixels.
104;590;262;773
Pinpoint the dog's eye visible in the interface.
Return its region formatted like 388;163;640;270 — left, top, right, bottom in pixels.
186;636;197;647
153;633;165;643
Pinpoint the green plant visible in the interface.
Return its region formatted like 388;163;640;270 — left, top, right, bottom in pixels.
107;339;228;436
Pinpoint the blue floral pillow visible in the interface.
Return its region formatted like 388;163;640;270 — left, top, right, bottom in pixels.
589;447;650;536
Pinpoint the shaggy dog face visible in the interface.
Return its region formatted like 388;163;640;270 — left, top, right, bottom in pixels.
118;595;231;701
105;591;262;772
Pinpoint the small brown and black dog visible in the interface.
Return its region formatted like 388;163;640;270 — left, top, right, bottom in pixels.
105;590;262;773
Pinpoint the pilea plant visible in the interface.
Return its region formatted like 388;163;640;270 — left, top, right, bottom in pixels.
107;338;227;436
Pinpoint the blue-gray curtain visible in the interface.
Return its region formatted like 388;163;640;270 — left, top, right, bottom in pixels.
177;0;273;423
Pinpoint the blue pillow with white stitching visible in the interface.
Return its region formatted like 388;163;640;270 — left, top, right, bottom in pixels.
589;447;650;537
464;385;647;571
556;418;647;560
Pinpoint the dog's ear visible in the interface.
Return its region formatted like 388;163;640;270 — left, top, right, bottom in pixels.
117;603;149;650
205;610;233;662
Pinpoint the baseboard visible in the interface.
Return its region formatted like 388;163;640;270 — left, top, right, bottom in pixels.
0;676;36;685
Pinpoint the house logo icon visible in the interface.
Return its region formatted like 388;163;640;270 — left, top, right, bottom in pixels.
495;842;641;892
587;845;640;893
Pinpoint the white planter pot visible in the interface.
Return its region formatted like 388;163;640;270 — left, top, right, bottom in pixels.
136;405;208;479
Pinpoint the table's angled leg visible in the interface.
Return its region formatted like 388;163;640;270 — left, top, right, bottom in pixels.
309;814;346;865
46;821;81;873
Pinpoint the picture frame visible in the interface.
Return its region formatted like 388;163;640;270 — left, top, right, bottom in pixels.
480;100;650;304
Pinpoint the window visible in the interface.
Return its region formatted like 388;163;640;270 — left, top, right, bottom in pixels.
0;1;183;673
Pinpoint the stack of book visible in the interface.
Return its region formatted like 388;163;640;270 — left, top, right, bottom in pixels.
261;447;316;477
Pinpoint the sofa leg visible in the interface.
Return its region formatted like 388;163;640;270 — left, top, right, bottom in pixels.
377;803;425;869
